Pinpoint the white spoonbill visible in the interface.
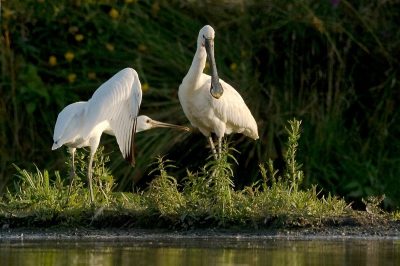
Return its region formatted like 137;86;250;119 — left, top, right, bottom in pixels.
52;68;189;201
178;25;258;159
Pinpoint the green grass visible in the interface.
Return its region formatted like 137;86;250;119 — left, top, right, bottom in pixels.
1;0;400;211
3;118;394;230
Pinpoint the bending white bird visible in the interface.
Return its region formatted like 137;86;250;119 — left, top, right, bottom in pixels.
52;68;189;201
178;25;258;160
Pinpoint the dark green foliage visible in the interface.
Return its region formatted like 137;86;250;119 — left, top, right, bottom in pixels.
1;0;400;210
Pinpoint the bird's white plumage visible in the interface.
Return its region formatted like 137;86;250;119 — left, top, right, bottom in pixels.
53;68;141;164
52;68;142;202
81;68;142;163
53;68;141;163
52;68;189;201
179;25;258;158
180;73;258;139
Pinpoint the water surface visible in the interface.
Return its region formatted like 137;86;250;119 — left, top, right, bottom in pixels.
0;237;399;265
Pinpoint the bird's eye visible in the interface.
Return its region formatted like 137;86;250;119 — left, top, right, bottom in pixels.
146;119;150;123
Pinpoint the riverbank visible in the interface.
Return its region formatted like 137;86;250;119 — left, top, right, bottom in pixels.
2;219;399;241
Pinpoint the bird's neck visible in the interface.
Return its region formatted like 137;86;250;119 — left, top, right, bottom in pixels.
183;46;207;88
135;126;146;133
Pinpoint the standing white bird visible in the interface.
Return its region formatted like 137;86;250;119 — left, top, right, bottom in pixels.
52;68;189;201
178;25;259;160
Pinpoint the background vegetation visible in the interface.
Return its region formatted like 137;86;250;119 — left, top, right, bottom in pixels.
1;0;399;210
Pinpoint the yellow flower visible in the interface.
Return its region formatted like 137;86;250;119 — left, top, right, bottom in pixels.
2;9;16;19
230;62;237;71
75;34;84;41
64;52;75;62
313;16;324;33
87;72;97;79
109;8;119;19
138;44;148;52
141;83;149;92
48;56;57;66
125;0;138;3
68;73;77;83
105;43;115;52
151;2;160;17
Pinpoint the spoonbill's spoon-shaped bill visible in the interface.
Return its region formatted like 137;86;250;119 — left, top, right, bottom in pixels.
204;36;223;99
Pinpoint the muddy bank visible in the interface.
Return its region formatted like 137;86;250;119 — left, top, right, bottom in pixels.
1;214;399;240
1;221;400;241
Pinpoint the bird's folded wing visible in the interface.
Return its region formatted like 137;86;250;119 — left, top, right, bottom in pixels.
109;102;139;166
82;68;142;165
213;81;258;139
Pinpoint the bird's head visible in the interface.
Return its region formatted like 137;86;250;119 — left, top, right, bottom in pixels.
198;25;224;99
136;115;190;133
198;25;215;46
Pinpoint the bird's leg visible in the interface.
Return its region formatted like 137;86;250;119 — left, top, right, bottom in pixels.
218;137;222;159
208;135;218;161
87;152;95;202
87;137;100;202
69;148;76;186
208;135;218;177
67;147;76;204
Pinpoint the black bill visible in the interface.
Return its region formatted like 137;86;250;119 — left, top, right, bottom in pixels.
205;38;224;99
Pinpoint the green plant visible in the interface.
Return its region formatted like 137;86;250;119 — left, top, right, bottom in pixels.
65;147;116;204
145;156;185;220
1;0;400;210
284;119;304;193
362;195;386;217
1;118;393;229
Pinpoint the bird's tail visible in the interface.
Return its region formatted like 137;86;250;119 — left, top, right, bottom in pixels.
52;142;62;150
244;128;259;140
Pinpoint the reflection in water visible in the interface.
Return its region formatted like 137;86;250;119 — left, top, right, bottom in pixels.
0;237;399;266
